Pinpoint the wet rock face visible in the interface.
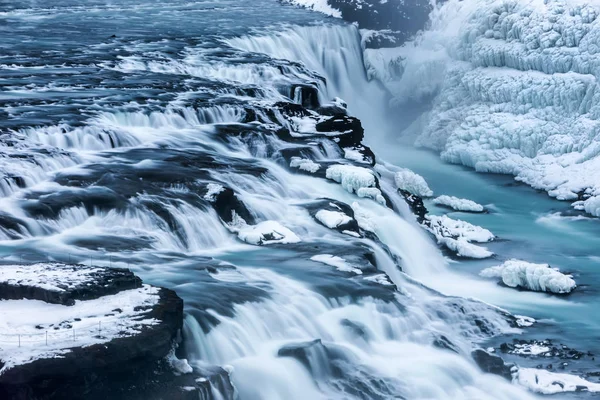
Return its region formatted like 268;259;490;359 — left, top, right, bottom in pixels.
471;349;515;381
398;189;427;223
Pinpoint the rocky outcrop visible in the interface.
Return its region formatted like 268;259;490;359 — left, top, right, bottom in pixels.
472;349;515;381
0;263;184;400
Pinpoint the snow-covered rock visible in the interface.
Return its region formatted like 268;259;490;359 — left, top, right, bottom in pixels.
381;0;600;217
515;368;600;395
425;215;494;258
480;259;576;294
0;263;183;395
238;221;301;245
394;168;433;197
433;195;485;213
426;215;495;243
326;164;377;194
315;209;352;229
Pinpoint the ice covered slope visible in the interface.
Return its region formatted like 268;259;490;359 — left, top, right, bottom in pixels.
385;0;600;216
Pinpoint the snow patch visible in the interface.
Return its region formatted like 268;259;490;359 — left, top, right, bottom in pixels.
310;254;363;275
238;221;301;245
0;263;104;293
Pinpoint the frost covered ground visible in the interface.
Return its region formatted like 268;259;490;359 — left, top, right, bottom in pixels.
368;0;600;216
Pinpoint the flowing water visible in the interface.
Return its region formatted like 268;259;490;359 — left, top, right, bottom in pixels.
0;0;597;399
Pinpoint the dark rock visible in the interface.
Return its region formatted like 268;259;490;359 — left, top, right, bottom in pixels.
316;116;364;148
432;335;459;354
399;189;427;223
291;84;320;109
211;187;256;225
472;349;514;381
305;198;361;235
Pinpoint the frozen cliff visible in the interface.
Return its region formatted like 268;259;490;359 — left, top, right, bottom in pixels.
368;0;600;216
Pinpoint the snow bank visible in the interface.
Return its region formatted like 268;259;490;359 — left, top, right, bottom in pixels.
310;254;363;275
394;168;433;197
0;285;160;373
238;221;301;245
433;195;484;213
315;209;352;229
282;0;341;18
480;259;576;294
382;0;600;216
516;368;600;395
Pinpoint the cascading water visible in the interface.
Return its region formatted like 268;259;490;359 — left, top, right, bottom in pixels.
0;1;560;398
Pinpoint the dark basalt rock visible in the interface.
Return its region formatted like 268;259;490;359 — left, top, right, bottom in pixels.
291;84;320;109
472;349;515;381
0;264;142;306
0;287;184;400
316;116;364;148
305;198;361;235
399;189;427;223
211;186;256;225
500;339;589;360
316;104;347;117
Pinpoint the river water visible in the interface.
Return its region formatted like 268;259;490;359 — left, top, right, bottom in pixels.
1;0;598;399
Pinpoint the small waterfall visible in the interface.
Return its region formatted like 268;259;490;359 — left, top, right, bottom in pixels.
226;24;390;141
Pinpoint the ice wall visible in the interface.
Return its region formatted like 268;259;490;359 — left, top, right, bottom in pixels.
376;0;600;215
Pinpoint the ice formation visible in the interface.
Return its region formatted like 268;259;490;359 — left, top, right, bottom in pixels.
326;165;377;193
480;259;576;294
433;195;485;213
394;168;433;197
380;0;600;216
425;215;495;258
290;157;321;173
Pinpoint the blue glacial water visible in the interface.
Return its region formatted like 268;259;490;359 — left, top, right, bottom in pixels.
1;0;598;398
